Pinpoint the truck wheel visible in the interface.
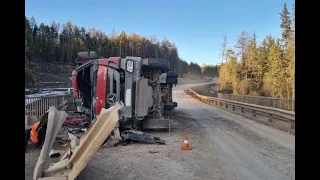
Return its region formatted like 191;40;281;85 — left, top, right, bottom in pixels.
77;51;99;59
141;58;170;72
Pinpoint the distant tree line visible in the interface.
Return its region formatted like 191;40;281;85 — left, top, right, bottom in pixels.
25;16;218;78
202;64;219;77
218;2;295;99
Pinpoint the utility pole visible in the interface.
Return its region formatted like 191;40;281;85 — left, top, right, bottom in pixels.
221;36;227;64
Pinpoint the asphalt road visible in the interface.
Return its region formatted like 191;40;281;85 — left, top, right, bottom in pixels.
25;81;295;180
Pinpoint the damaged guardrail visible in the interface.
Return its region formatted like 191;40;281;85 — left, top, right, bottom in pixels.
31;102;167;180
33;102;124;180
186;89;295;131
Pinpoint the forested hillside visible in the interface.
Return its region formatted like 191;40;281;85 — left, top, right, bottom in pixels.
218;2;295;99
25;16;219;88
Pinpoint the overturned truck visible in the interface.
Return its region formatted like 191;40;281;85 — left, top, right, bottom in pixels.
31;52;179;180
72;51;178;133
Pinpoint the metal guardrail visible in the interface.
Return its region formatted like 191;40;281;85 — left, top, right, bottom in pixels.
25;95;67;119
187;89;295;130
25;88;74;95
43;88;74;94
218;93;295;112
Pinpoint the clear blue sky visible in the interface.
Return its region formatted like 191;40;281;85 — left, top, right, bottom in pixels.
25;0;293;65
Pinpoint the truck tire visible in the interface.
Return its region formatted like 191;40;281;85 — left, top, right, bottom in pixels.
166;78;178;84
142;58;170;72
167;71;178;78
77;51;99;60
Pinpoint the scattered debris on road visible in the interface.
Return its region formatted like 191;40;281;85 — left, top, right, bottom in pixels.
149;150;159;154
121;130;166;146
30;102;167;179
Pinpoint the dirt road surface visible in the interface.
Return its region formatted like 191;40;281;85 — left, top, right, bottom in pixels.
25;81;295;180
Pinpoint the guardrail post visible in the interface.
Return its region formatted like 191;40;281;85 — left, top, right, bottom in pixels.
225;103;228;109
241;107;244;114
220;102;222;107
215;101;218;105
252;110;256;117
232;105;235;111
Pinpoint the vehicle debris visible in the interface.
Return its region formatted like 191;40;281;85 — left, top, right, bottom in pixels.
67;127;86;134
64;111;90;128
33;102;123;180
121;130;166;145
149;150;159;154
49;140;71;157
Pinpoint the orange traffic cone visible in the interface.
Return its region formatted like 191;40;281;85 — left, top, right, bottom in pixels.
181;136;191;150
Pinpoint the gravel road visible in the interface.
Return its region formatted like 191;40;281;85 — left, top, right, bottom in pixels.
25;81;295;180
